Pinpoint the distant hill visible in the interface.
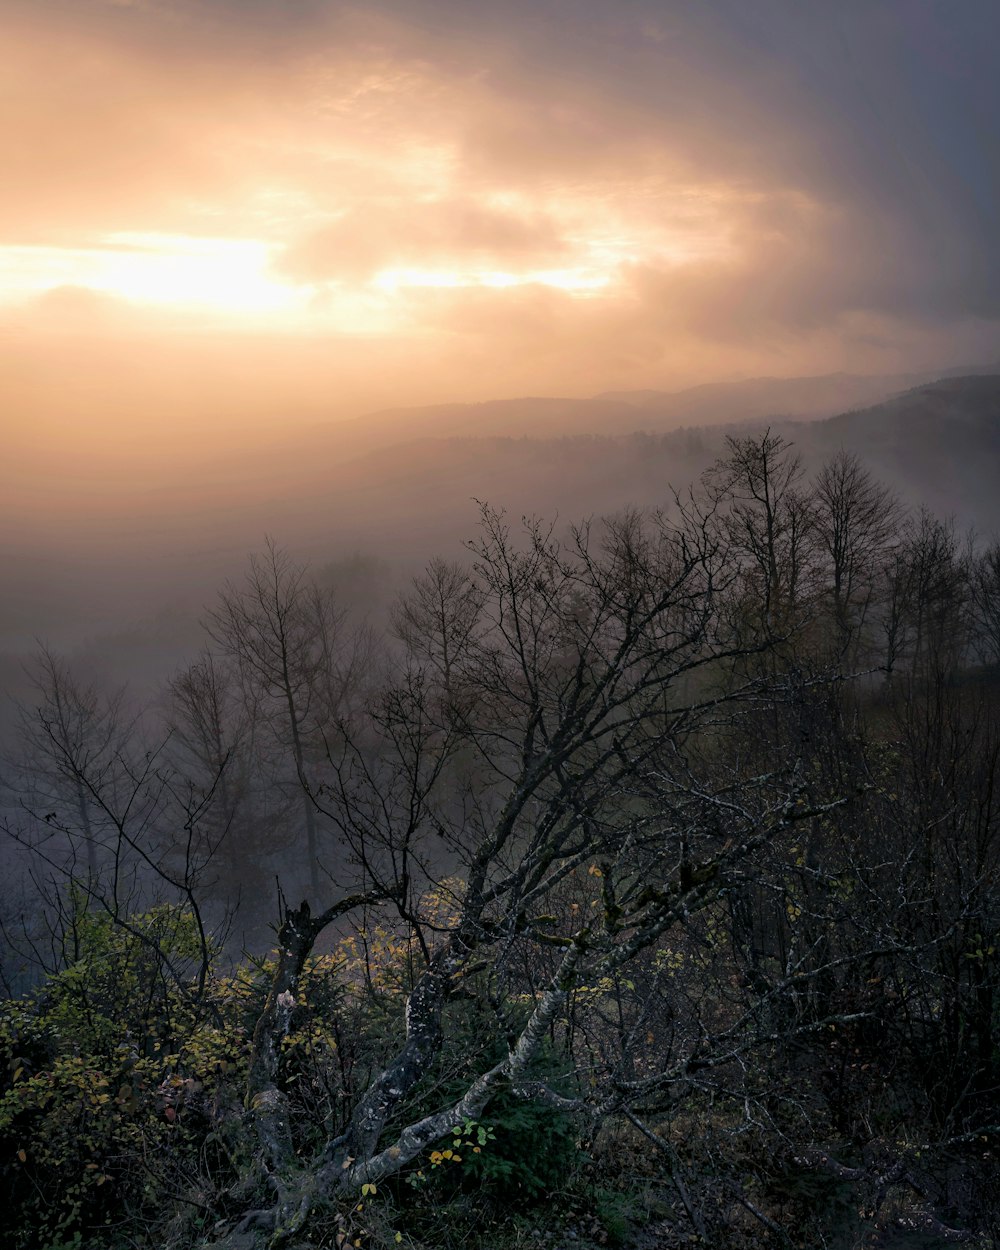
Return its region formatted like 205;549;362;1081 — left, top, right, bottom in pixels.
783;373;1000;533
317;368;1000;510
595;370;932;421
3;367;999;658
342;367;969;449
231;373;997;573
312;363;1000;473
296;372;1000;548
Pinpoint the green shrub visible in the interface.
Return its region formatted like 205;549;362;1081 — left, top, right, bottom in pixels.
0;901;241;1250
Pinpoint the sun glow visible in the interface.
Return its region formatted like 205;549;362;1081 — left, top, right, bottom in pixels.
102;233;304;312
2;231;626;331
0;233;309;319
0;217;737;348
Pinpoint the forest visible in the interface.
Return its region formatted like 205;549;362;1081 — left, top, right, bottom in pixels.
2;431;999;1250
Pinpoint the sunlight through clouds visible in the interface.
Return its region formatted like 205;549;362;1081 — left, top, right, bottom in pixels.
370;265;612;294
1;0;996;398
1;234;307;318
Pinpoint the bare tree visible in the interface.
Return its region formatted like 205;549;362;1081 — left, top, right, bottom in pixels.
199;501;880;1245
9;461;1000;1248
812;450;904;664
2;648;224;1016
5;646;131;880
389;556;485;704
704;430;820;639
883;509;971;681
205;541;356;900
969;540;1000;665
164;649;278;915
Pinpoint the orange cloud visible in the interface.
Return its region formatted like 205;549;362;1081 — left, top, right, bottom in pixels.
276;199;571;284
0;0;994;413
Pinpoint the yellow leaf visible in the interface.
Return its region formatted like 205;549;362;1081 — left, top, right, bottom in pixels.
17;1149;26;1163
395;1236;403;1244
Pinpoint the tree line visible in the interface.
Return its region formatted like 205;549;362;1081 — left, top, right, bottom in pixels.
1;432;998;1249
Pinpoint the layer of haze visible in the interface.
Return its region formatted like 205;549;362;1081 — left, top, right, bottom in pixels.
2;0;999;659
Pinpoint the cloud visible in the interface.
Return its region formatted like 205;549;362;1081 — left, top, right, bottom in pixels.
0;0;997;401
276;200;571;283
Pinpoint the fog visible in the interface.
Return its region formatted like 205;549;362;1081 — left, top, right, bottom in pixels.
4;0;999;659
4;335;999;685
4;9;1000;1245
2;0;1000;922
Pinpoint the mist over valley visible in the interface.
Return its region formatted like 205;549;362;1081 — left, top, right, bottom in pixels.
4;4;1000;1247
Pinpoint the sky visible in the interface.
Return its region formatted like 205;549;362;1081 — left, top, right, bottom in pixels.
1;0;999;656
2;0;998;413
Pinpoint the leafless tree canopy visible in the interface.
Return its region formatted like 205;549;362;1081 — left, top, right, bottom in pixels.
3;437;999;1249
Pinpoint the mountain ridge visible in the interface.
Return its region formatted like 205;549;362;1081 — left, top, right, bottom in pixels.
340;362;1000;450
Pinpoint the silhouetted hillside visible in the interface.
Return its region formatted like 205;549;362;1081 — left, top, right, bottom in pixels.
3;369;1000;664
785;374;1000;532
346;368;945;448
